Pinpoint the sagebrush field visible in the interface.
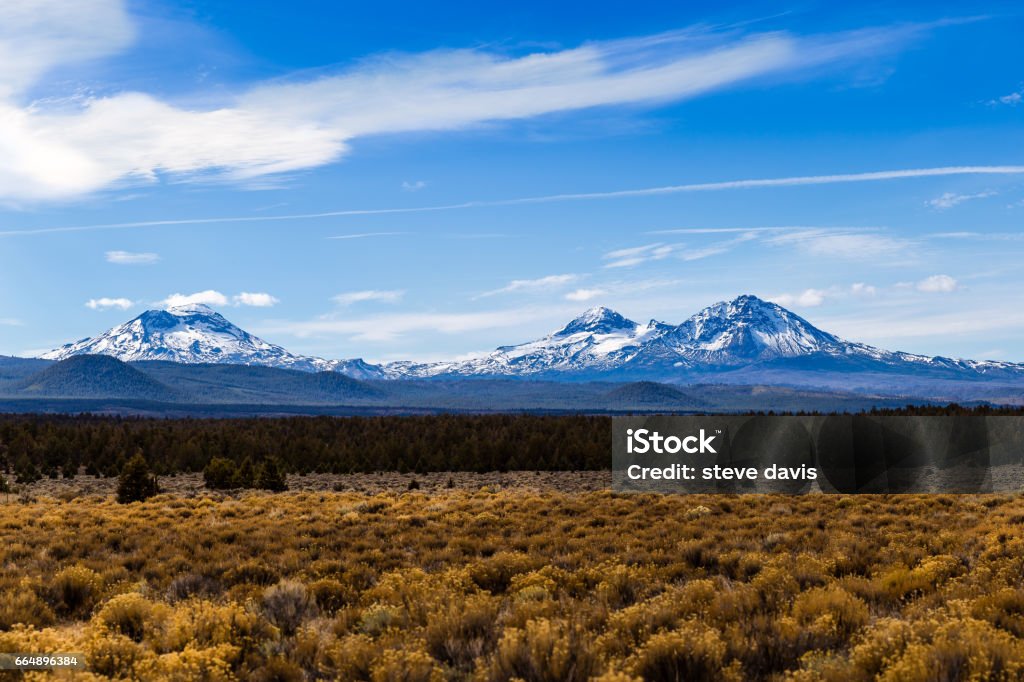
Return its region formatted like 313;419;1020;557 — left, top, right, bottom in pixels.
3;478;1024;680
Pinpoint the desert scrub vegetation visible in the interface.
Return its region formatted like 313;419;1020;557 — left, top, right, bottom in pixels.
3;491;1024;679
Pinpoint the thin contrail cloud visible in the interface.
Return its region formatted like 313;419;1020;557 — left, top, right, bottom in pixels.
1;165;1022;238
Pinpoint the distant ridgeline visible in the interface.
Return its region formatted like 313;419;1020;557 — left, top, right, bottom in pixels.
0;405;1020;480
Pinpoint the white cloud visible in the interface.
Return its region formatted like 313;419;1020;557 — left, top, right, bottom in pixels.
916;274;958;293
5;169;1024;238
769;288;828;308
926;190;996;210
332;290;405;306
160;290;229;308
603;243;676;268
0;317;23;326
0;0;134;99
769;281;879;308
850;282;877;296
85;297;133;310
602;232;759;268
477;274;577;297
988;89;1022;106
0;9;937;203
402;180;426;192
565;288;606;302
234;292;279;307
765;228;914;260
105;250;159;264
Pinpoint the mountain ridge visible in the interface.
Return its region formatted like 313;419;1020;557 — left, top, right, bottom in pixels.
37;295;1024;386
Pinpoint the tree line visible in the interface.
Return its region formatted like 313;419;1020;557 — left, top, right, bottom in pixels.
0;405;1019;483
0;414;611;481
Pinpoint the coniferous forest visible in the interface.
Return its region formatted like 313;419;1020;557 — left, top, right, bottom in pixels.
1;405;1020;483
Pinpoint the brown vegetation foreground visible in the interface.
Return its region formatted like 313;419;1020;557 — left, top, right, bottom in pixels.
2;483;1024;680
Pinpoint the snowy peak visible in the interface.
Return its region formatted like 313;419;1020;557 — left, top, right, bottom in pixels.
667;294;840;361
39;295;1024;384
555;307;636;336
41;306;387;378
392;294;1024;380
166;303;216;315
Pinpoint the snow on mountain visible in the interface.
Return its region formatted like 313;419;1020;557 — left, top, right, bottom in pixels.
389;295;1024;380
41;304;387;378
391;307;672;378
40;296;1024;384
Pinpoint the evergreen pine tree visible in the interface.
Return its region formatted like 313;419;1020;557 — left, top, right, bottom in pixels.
255;458;287;492
233;456;255;488
117;452;158;503
203;457;238;489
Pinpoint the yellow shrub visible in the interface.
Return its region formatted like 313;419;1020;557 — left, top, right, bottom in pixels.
93;593;171;645
487;618;598;682
371;648;443;682
139;644;238;682
0;588;55;630
972;588;1024;637
424;593;498;670
626;622;741;682
45;565;104;618
880;618;1024;682
85;631;150;678
791;587;869;642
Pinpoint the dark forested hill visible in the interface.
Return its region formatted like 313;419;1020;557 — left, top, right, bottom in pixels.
18;355;179;401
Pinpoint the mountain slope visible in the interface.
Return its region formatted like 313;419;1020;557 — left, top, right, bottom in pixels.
391;295;1024;382
135;361;385;404
390;307;672;378
36;295;1024;389
19;355;179;400
41;304;386;378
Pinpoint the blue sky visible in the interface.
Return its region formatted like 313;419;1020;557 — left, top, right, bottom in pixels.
0;0;1023;363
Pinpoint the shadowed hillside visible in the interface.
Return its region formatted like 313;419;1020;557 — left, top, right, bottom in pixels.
18;355;178;401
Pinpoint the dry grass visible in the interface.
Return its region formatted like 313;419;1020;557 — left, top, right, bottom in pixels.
2;483;1024;680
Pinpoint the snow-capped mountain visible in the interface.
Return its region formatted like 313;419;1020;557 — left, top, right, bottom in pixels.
41;304;386;378
40;295;1024;385
388;307;671;377
392;295;1024;381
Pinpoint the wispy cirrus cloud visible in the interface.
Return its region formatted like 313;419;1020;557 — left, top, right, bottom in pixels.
926;190;995;210
4;167;1024;238
763;228;915;260
0;317;24;326
477;274;578;298
603;244;676;268
105;250;159;265
606;227;890;268
0;0;955;203
987;87;1022;106
332;290;405;306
